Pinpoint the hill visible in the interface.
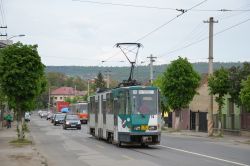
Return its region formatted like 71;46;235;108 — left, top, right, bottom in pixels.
45;62;243;82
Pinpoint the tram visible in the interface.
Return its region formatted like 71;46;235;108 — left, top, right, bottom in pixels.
88;43;161;146
69;102;88;124
88;86;161;146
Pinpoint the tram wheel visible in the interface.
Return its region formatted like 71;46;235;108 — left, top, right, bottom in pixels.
141;143;148;148
117;141;122;147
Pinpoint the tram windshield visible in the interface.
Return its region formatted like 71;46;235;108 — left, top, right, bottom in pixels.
79;103;88;113
130;89;157;115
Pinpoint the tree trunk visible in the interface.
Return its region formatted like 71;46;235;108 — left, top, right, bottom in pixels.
16;105;25;140
0;101;4;129
218;105;223;136
174;109;181;130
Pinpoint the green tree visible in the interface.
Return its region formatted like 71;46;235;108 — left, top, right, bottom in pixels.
228;62;250;106
0;42;46;139
94;72;106;91
47;72;66;87
161;57;200;129
240;76;250;112
208;67;230;136
153;75;170;117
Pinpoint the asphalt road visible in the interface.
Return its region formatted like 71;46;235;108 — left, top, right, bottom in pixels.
30;114;250;166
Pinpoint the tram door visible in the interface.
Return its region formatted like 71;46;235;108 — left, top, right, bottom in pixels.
95;96;99;124
102;95;106;125
114;98;118;126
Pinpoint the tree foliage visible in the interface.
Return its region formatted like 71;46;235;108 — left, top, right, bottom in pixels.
208;67;230;135
228;62;250;106
153;75;170;115
47;72;87;91
94;72;106;90
161;57;200;111
240;76;250;111
0;42;46;139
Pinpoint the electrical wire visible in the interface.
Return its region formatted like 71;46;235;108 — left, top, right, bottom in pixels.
158;18;250;58
73;0;178;11
73;0;250;12
135;0;208;42
100;0;208;64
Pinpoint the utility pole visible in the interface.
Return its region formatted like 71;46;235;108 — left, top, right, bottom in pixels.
147;54;157;84
0;26;7;37
204;17;218;136
48;87;51;112
87;79;90;96
105;70;111;88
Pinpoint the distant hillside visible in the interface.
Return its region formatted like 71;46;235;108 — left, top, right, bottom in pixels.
46;62;243;82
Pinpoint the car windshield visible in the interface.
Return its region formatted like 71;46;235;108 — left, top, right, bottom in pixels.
55;114;65;119
66;115;79;120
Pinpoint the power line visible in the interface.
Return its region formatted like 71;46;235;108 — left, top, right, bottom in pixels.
73;0;178;11
73;0;250;12
135;0;208;42
99;0;208;64
158;18;250;58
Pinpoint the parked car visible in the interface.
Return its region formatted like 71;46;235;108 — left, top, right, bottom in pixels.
40;111;48;118
46;112;53;120
24;112;31;122
63;114;81;130
54;114;66;126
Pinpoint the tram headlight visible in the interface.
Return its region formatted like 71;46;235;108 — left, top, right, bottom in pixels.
148;126;157;130
133;126;141;131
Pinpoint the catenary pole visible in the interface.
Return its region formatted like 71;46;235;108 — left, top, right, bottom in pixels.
204;17;218;136
147;54;157;84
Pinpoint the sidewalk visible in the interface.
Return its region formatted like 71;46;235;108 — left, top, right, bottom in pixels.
162;127;250;145
0;121;45;166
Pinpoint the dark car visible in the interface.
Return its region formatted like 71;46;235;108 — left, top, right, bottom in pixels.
63;114;81;130
54;114;66;126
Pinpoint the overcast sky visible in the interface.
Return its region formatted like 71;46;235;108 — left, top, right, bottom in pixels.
2;0;250;66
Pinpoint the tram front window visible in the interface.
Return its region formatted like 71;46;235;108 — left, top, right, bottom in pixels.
131;90;157;115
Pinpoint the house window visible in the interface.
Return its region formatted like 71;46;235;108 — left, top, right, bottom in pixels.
60;97;63;100
54;97;57;100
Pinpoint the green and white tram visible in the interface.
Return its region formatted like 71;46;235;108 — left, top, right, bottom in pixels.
88;86;161;146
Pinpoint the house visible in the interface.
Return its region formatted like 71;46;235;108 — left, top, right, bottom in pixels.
50;87;87;106
172;74;218;132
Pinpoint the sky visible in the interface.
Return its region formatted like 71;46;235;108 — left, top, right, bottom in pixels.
1;0;250;66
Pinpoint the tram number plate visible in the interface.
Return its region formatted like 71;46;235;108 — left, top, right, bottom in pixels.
141;125;148;130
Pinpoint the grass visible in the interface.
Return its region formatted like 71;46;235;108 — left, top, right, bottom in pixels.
9;138;32;146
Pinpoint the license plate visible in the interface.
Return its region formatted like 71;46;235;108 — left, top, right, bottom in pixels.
71;125;76;127
141;125;148;130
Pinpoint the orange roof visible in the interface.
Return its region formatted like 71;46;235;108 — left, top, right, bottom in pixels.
51;87;86;96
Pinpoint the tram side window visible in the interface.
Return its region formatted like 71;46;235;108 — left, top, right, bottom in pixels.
118;92;126;114
90;97;95;113
106;93;114;114
102;97;106;114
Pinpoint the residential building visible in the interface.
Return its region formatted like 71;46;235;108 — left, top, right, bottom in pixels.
50;87;87;106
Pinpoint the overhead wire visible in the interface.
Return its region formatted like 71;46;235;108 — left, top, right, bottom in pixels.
99;0;208;65
73;0;250;12
158;18;250;58
73;0;177;11
0;0;7;37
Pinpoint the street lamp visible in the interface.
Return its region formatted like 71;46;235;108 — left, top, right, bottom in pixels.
0;34;25;47
7;34;25;40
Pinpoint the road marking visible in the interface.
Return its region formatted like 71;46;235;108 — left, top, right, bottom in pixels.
157;145;249;166
122;155;134;160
